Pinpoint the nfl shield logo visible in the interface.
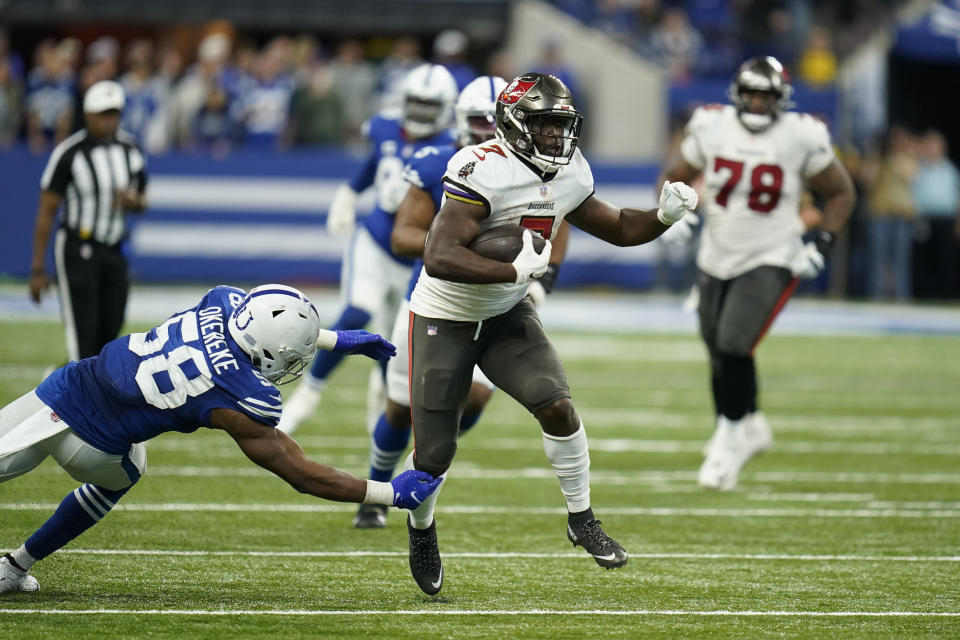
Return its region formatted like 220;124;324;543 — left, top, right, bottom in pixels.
427;325;438;336
539;185;549;198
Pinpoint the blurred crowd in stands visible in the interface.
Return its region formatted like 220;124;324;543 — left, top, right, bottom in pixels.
1;0;956;301
550;0;904;87
842;128;960;301
0;23;506;156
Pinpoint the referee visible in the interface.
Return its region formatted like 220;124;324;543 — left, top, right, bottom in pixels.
29;80;149;361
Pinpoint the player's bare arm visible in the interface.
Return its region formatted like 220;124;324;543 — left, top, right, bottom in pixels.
660;154;703;186
391;185;438;258
211;408;368;503
565;194;670;247
29;190;62;303
805;158;856;234
422;197;519;283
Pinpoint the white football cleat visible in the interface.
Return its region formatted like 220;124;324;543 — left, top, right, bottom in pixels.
0;555;39;594
277;382;322;435
698;413;773;491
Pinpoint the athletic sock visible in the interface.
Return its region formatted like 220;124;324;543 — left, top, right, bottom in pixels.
542;422;591;514
457;410;483;435
369;414;412;483
24;483;130;561
404;451;445;530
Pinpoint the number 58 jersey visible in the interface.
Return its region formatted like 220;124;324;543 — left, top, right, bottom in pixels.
680;104;837;279
35;286;283;455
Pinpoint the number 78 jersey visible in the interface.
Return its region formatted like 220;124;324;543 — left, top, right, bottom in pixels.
680;104;837;280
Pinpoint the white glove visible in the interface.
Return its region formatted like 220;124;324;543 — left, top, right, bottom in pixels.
791;241;826;279
327;184;358;236
659;212;700;246
512;230;552;285
657;181;699;225
526;279;547;308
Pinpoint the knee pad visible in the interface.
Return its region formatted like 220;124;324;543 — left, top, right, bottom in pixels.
414;440;457;477
535;399;579;437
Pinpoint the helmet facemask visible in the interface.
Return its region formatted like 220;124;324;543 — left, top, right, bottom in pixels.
728;56;794;132
400;63;458;139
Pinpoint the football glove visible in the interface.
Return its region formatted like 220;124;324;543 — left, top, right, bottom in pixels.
327;184;358;236
657;181;699;225
659;212;700;247
332;330;397;361
390;470;443;509
791;230;836;280
512;229;552;285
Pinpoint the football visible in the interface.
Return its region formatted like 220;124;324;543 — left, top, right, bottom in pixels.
467;225;547;263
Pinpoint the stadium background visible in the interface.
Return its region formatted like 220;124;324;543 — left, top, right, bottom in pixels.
0;0;958;298
1;2;959;636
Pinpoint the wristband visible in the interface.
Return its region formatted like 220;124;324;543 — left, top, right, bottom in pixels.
363;479;394;505
315;329;338;351
536;263;561;294
813;230;836;256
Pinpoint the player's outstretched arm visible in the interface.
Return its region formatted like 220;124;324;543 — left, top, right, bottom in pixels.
211;409;440;508
391;185;437;258
565;184;698;247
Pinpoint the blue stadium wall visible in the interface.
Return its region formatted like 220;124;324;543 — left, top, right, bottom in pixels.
1;146;672;290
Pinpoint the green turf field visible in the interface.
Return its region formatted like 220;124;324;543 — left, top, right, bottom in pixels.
1;319;958;638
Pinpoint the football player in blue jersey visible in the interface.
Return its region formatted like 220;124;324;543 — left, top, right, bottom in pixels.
351;76;572;528
0;284;442;594
279;63;460;436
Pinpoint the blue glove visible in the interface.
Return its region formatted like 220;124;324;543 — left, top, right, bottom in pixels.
390;470;443;509
333;330;397;361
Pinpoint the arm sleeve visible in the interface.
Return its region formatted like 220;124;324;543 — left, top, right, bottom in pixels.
40;147;73;195
679;107;710;170
800;117;836;178
348;118;381;193
129;146;148;192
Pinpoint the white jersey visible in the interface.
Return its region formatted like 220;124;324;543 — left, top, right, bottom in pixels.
410;140;594;321
680;105;836;280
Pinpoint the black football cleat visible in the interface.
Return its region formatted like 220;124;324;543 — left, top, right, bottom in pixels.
566;513;628;570
353;503;388;529
407;519;443;595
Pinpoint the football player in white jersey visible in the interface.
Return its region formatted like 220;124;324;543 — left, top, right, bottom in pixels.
400;72;699;595
659;56;855;491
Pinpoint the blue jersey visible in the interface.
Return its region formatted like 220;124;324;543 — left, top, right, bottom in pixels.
352;115;456;263
35;286;283;455
400;143;459;299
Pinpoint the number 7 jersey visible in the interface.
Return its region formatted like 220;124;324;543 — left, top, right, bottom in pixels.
680;104;836;279
35;286;283;455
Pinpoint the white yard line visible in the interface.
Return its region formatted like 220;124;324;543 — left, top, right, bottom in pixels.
25;465;960;486
1;502;959;518
25;548;960;562
0;608;957;617
143;435;960;456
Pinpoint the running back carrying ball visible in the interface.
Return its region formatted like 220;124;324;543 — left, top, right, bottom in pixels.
467;224;547;262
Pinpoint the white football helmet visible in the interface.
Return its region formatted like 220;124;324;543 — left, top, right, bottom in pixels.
455;75;507;147
401;63;458;139
227;285;321;385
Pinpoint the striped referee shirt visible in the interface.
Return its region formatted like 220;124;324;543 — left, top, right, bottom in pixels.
40;129;148;247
